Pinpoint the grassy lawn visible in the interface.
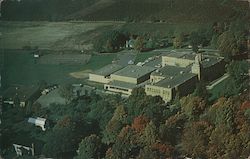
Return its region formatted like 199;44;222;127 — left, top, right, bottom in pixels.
0;21;114;50
3;50;116;86
81;53;116;70
209;77;231;101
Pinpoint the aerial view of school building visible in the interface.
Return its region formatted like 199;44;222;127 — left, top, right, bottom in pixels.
89;50;225;102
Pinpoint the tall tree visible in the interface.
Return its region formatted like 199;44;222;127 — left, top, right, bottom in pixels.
74;134;102;159
181;121;212;159
217;31;239;58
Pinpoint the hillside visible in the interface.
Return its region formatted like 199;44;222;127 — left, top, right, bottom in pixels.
1;0;249;22
71;0;249;22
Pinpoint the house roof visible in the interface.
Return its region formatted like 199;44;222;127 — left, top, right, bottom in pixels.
28;117;46;125
93;64;124;76
112;65;156;78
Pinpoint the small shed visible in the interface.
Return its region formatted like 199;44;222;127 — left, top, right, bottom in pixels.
28;117;46;131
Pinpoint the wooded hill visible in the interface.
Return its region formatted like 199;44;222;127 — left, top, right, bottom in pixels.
1;0;249;22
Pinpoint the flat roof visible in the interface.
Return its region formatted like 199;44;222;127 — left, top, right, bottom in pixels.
113;65;156;78
182;53;196;60
155;73;197;88
201;56;223;68
162;50;194;57
151;65;191;77
107;80;137;89
93;64;124;76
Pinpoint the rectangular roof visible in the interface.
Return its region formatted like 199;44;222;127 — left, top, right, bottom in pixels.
94;64;124;76
162;50;194;58
201;56;223;68
151;65;191;77
113;65;156;78
108;80;137;89
155;73;197;88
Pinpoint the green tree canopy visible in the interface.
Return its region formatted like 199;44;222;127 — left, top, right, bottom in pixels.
74;134;102;159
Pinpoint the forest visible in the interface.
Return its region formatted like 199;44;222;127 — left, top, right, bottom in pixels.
1;59;249;158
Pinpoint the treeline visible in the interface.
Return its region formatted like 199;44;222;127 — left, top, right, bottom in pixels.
1;0;97;21
93;18;249;57
1;60;249;158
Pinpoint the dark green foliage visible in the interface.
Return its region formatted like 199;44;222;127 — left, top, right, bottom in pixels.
193;81;210;100
74;134;102;159
58;84;73;102
227;61;248;85
218;61;249;97
2;72;250;158
218;30;239;57
1;0;97;21
126;88;165;124
93;30;128;52
42;115;91;158
181;121;212;159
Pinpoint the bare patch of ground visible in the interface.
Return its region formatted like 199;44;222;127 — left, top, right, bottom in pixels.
70;69;92;79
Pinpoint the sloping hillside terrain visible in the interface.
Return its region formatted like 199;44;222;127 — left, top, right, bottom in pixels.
1;0;249;22
74;0;249;22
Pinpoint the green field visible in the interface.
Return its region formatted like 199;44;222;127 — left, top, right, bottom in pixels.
0;21;114;50
2;50;116;86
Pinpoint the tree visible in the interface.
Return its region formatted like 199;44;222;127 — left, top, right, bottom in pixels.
107;126;139;159
131;115;149;133
226;61;248;87
93;30;128;52
217;31;239;58
59;84;73;103
189;31;202;52
74;134;101;159
181;121;212;159
173;33;184;48
193;81;210;99
42;124;77;157
220;61;249;97
134;36;145;52
207;97;235;130
102;105;126;144
181;95;207;120
141;121;158;145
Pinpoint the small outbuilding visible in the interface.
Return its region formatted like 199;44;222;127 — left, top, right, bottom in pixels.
28;117;46;131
